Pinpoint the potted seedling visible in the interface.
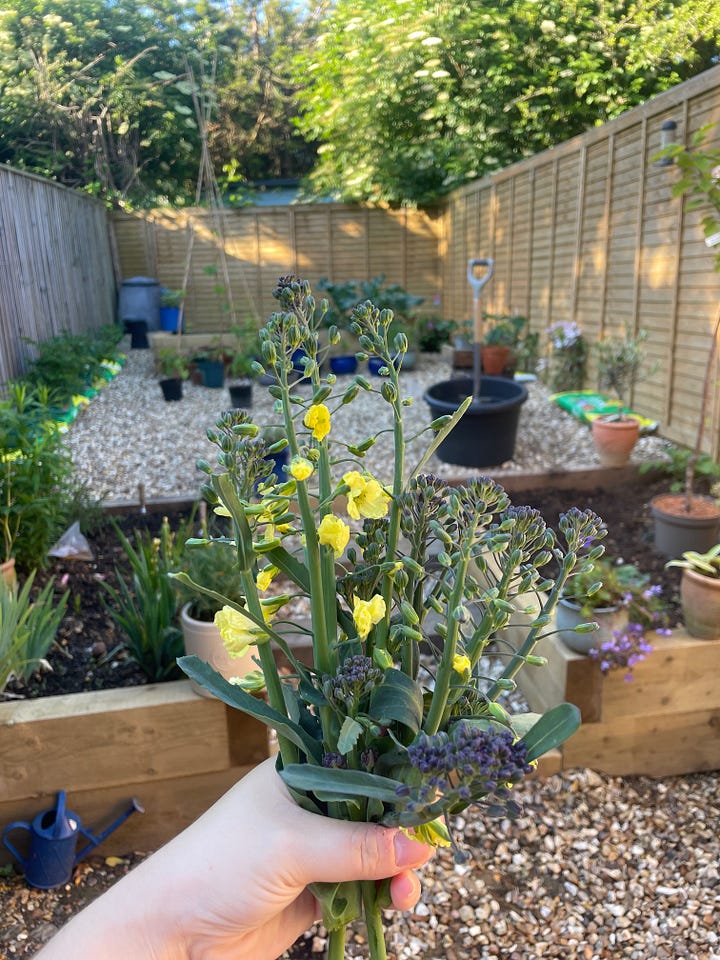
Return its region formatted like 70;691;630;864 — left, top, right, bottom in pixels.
591;326;656;467
174;536;255;697
196;339;226;389
226;352;257;408
666;544;720;639
481;313;525;377
556;556;669;655
226;321;260;407
156;348;189;402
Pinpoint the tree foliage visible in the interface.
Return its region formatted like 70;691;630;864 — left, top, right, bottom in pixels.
0;0;323;205
294;0;720;204
209;0;324;187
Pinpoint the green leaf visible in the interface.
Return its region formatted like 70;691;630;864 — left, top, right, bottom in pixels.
177;656;322;762
338;716;364;754
507;712;542;738
309;880;362;931
280;764;405;803
522;703;581;762
409;395;472;478
368;669;424;733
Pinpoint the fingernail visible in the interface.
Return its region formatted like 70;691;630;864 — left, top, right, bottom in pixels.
394;832;428;868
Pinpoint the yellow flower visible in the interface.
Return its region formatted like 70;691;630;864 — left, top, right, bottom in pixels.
215;602;278;657
214;606;260;658
304;403;331;441
353;594;386;639
289;456;314;481
318;514;350;557
256;565;279;592
452;653;471;676
343;470;391;521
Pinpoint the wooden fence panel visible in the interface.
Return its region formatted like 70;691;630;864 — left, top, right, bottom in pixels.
111;205;442;334
0;169;116;386
440;64;720;458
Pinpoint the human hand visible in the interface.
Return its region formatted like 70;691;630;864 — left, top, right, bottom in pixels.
36;757;433;960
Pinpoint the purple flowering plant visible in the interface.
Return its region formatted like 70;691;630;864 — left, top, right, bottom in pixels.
564;558;670;681
588;624;655;682
545;321;587;392
175;278;606;960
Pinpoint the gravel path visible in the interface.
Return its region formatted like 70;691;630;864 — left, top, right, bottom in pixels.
3;767;717;959
67;344;668;504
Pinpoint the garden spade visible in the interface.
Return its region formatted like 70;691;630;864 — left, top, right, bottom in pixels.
467;257;494;400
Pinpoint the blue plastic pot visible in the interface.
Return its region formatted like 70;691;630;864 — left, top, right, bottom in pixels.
368;357;387;376
197;360;225;389
159;306;183;333
330;355;358;375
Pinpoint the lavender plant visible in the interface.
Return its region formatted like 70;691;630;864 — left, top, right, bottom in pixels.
175;277;606;960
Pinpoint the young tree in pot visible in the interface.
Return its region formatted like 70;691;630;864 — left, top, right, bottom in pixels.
156;348;189;401
592;327;656;467
650;124;720;553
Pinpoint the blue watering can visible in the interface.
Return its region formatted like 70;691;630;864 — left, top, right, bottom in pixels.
2;791;144;889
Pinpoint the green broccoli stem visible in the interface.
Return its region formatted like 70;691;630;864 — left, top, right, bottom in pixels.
362;880;388;960
327;927;347;960
373;367;405;654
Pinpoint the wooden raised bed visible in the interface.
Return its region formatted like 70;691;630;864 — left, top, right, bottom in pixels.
0;655;564;867
510;624;720;777
0;681;271;865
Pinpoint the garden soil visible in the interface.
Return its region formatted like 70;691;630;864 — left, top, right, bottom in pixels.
0;475;686;957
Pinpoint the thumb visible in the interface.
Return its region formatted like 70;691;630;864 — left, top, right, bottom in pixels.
287;811;432;886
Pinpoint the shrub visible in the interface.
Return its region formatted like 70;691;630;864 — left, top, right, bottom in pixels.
0;385;75;571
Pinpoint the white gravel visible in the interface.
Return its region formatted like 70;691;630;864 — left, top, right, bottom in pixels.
67;344;668;504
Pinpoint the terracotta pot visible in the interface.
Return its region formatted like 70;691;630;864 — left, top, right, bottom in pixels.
590;416;640;467
481;345;512;376
679;568;720;640
555;598;628;654
1;558;17;591
650;493;720;557
180;603;255;698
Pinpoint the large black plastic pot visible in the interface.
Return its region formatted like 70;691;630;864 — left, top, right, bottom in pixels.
423;376;528;467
